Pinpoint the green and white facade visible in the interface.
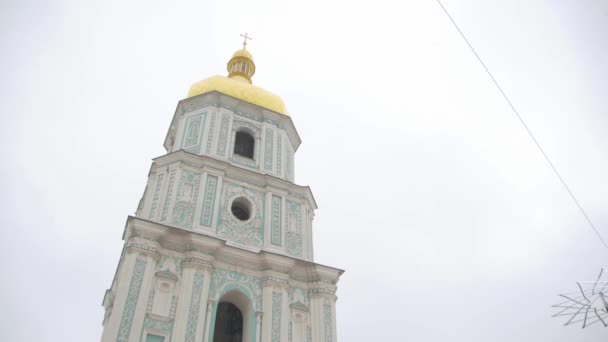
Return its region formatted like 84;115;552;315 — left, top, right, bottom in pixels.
100;89;343;342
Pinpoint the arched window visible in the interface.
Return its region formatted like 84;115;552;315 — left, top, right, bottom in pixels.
234;131;254;159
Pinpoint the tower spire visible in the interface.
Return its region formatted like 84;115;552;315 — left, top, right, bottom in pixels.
240;32;252;49
227;35;256;84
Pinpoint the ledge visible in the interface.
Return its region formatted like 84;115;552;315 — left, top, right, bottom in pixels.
124;216;344;283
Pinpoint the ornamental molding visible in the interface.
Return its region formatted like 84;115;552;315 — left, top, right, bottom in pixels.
290;301;309;313
146;312;173;323
309;282;337;296
151;150;317;210
181;257;214;272
127;229;161;243
126;239;160;259
155;270;179;282
262;275;290;288
232;118;262;136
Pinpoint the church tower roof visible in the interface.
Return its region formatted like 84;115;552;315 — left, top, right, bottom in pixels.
187;39;288;115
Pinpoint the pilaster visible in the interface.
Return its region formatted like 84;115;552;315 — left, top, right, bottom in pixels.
309;283;337;342
101;250;137;342
101;239;160;342
261;276;289;342
171;256;213;342
202;299;216;342
127;251;159;342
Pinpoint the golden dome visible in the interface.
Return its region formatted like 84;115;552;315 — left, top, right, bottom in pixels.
188;75;288;115
187;46;288;115
231;48;253;60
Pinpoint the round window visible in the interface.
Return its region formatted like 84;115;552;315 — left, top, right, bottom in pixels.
231;197;252;221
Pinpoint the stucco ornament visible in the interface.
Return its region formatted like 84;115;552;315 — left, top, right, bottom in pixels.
217;182;264;248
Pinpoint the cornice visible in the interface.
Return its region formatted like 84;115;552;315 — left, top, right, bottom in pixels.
123;216;343;283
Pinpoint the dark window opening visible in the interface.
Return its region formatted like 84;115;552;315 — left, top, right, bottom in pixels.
231;197;251;221
213;302;243;342
234;131;254;159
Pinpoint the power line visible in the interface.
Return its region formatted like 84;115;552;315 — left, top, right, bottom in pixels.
435;0;608;249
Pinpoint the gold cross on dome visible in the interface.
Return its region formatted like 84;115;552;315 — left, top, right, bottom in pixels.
240;32;252;48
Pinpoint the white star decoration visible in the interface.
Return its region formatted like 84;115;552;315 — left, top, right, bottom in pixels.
553;268;608;328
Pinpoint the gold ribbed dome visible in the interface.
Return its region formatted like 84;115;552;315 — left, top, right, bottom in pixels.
231;48;253;60
187;46;288;115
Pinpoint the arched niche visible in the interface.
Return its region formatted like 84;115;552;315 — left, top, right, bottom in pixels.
209;287;256;342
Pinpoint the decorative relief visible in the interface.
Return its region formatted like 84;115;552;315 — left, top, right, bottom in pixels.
235;109;260;122
145;288;155;313
276;134;282;176
271;195;282;246
272;292;282;342
172;170;201;228
289;287;310;306
232;154;258;169
169;295;178;319
116;257;147;342
286;145;294;181
309;284;336;296
263;128;274;171
263;276;289;287
217;182;264;248
200;175;218;227
216;113;230;157
185;271;205;342
323;304;333;342
160;169;176;222
285;200;303;257
181;101;281;127
209;269;263;311
205;112;216;155
156;256;182;276
182;113;205;154
142;317;173;336
151;268;177;318
148;173;165;220
184;115;201;147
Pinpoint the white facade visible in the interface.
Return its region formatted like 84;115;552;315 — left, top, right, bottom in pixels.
100;91;343;342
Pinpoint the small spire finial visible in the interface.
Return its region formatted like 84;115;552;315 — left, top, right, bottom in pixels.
240;32;252;49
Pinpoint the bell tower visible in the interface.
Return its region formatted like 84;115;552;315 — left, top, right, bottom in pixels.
100;41;343;342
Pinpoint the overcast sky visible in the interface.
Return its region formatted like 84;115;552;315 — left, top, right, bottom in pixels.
1;0;607;341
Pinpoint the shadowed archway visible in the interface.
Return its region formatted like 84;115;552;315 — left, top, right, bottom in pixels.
213;302;243;342
211;289;254;342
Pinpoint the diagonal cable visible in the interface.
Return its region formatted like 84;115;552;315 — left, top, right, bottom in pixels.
435;0;608;249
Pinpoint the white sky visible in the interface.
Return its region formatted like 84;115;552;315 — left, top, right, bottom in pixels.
1;0;607;341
